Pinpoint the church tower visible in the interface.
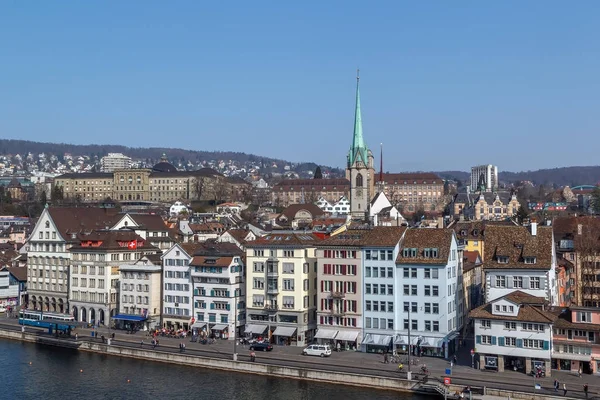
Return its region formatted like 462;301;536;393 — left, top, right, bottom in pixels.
346;72;375;219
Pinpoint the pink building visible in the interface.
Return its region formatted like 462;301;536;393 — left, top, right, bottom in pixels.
552;307;600;374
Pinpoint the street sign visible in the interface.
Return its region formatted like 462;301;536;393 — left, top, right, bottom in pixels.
444;377;451;385
445;368;452;375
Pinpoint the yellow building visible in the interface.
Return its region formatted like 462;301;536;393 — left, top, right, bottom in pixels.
377;172;446;213
452;192;520;221
245;233;321;346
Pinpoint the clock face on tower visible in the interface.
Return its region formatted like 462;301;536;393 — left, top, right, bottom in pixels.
356;187;363;198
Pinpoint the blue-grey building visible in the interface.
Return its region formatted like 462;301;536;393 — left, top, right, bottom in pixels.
394;228;463;359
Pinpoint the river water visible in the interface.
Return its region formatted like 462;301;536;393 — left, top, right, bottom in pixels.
1;339;427;400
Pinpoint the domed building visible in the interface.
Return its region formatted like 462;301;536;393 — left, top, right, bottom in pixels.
152;153;178;173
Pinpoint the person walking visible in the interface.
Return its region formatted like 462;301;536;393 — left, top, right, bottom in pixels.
578;366;582;378
584;383;589;398
75;333;78;341
453;354;457;365
553;379;559;392
140;340;144;348
250;351;256;362
563;383;567;396
383;352;389;364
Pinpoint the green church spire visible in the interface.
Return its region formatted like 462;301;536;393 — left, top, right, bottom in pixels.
348;70;368;166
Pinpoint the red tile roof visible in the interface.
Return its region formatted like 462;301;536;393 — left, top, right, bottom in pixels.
48;207;121;243
483;225;553;270
378;173;443;185
396;229;455;265
273;178;350;191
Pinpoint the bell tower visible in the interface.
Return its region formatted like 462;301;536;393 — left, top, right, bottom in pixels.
346;71;375;219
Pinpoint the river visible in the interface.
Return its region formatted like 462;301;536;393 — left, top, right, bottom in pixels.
1;339;428;400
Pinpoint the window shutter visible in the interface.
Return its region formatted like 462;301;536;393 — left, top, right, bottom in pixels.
498;337;505;347
226;304;230;311
516;339;523;348
476;335;481;344
210;290;215;296
321;281;324;292
344;300;347;312
543;340;549;350
523;277;530;289
506;277;513;289
210;303;214;310
491;336;497;345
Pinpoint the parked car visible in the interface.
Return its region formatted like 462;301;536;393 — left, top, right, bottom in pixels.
249;342;273;351
302;344;331;357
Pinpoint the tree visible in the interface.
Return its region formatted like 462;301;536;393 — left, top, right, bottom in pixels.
590;186;600;214
51;186;64;203
314;166;323;179
194;177;207;200
412;207;426;224
516;206;529;224
39;191;47;207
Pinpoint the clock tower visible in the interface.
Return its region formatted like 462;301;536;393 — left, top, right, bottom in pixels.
346;72;375;219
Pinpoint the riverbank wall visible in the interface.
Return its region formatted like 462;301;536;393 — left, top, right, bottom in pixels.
0;328;575;400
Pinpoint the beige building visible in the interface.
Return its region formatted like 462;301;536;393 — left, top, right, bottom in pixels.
245;233;321;346
271;178;350;208
453;192;520;221
54;155;250;204
376;173;445;213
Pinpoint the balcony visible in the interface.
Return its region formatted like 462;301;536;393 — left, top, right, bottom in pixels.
330;291;345;299
267;287;279;295
264;304;279;312
266;270;279;278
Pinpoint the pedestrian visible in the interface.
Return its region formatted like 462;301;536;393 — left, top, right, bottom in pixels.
336;342;341;352
140;340;144;348
183;343;186;352
250;351;256;362
383;352;389;364
553;379;559;392
563;383;567;396
453;354;457;365
75;333;78;341
584;383;589;398
578;366;582;378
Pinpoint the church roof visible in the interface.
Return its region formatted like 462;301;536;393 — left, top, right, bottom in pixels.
348;74;369;166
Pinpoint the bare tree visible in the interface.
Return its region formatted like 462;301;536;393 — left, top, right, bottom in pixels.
574;219;600;306
194;177;207;200
212;178;230;204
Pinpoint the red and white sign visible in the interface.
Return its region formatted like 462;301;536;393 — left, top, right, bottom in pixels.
128;240;137;250
444;377;451;385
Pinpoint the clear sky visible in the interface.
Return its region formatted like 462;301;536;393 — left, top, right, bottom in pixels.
1;1;599;172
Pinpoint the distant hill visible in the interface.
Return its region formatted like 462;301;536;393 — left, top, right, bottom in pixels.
437;167;600;188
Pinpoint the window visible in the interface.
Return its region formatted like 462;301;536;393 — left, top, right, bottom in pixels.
403;285;409;295
513;276;523;288
403;319;409;329
283;250;294;258
530;277;540;289
577;311;592;323
411;285;417;296
433;321;439;332
365;284;371;294
253;278;264;289
497;256;509;264
253;262;264;272
282;263;294;273
411;302;417;313
424;303;431;313
480;320;491;329
432;286;439;296
424;268;431;279
388;302;394;313
365;267;371;277
432;304;439;314
411;320;418;330
432;269;438;279
505;337;517;347
495;276;506;288
387;267;393;278
411;268;417;278
425;321;431;331
524;257;536;264
283;279;294;291
505;322;516;330
523;339;544;349
424;286;430;296
366;301;372;311
481;335;492;345
403;268;409;278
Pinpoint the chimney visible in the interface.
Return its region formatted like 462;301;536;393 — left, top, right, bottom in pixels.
530;222;537;236
578;224;583;235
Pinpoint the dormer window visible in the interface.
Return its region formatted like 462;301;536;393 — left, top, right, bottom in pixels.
524;257;536;264
423;248;439;258
460;230;467;236
497;256;509;264
402;248;417;258
473;229;479;236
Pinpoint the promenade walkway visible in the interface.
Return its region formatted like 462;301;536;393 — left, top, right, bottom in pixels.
3;316;598;399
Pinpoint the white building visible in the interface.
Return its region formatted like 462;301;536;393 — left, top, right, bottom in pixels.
470;291;554;375
170;201;191;217
395;228;463;359
316;196;351;215
111;214;174;252
470;164;498;193
369;192;405;226
484;223;557;304
118;254;163;330
69;230;159;325
190;243;245;340
0;268;19;308
27;206;119;314
101;153;132;172
161;243;201;330
361;227;407;353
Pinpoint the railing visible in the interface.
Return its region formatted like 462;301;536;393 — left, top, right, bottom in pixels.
267;287;279;295
330;309;344;316
264;304;279;311
266;270;279;277
330;291;345;299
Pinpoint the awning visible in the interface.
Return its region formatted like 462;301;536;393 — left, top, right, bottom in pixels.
273;326;297;337
394;335;409;345
314;328;338;339
362;334;392;346
245;324;268;334
111;314;147;321
335;330;359;342
191;322;207;329
211;324;228;331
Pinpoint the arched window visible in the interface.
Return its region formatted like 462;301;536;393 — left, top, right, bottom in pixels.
356;173;363;187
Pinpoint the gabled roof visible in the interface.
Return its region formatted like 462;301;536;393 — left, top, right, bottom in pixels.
483;225;553;270
127;214;170;231
553;308;600;331
6;266;27;281
552;216;600;241
247;232;322;248
361;226;407;247
469;291;555;323
463;250;482;273
279;204;325;221
317;229;371;247
396;229;455;265
222;229;252;244
68;230;158;252
190;256;235;268
47;207;121;243
177;242;206;257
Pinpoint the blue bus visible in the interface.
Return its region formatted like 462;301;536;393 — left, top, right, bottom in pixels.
19;310;75;333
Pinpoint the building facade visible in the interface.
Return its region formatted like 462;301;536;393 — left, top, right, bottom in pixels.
190;243;245;340
470;164;499;193
395;228;463;359
377;173;445;214
161;243;195;330
484;224;557;304
552;306;600;374
271;179;350;208
245;233;320;347
470;291;554;376
101;153;132;172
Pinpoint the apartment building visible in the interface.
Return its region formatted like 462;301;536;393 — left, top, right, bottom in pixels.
361;227;407;353
69;230;160;325
245;233;320;347
271;178;350;208
190;243;245;340
395;228;463;359
101;153;132;172
118;254;163;330
470;164;498;193
315;229;370;350
112;213;175;252
27;206;119;314
484;223;557;304
470;291;554;376
376;173;445;213
552;306;600;374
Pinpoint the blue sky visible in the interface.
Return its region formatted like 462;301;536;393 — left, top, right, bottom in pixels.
1;1;599;172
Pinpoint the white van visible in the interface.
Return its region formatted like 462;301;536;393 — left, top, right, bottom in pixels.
302;344;332;357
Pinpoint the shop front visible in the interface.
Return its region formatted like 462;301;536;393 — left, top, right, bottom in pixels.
210;323;229;339
416;337;447;358
335;329;359;351
111;314;147;331
273;326;297;346
361;333;392;353
314;328;338;345
244;324;268;340
393;335;409;355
